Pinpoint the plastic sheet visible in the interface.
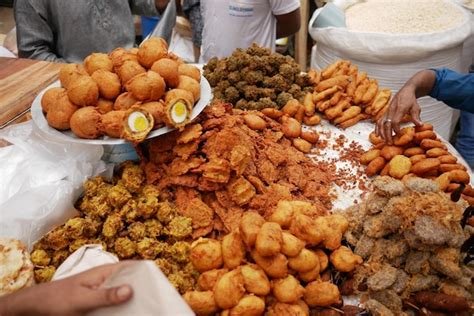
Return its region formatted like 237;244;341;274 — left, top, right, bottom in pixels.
0;122;110;249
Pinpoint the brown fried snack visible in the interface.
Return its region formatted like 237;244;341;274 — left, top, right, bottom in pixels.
99;110;126;138
59;63;87;89
84;53;114;75
137;37;168;68
126;71;166;101
46;92;79;130
91;70;121;100
177;75;200;103
70;106;102;139
178;64;201;82
114;92;139;111
151;58;180;88
41;87;66;113
117;60;146;85
67;75;99;107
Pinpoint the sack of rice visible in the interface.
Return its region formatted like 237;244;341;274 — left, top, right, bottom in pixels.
309;0;472;140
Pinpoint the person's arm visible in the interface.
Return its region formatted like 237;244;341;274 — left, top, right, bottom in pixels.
270;0;301;39
429;68;474;112
0;263;133;316
14;0;65;62
376;70;435;144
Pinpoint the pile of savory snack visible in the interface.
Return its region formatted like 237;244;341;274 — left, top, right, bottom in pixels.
41;37;201;143
361;124;474;205
344;176;473;315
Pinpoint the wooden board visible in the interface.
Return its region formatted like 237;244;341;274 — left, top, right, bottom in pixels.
0;57;62;128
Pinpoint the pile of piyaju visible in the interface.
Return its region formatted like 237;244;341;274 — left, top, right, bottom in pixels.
308;60;408;129
183;202;363;315
361;123;474;205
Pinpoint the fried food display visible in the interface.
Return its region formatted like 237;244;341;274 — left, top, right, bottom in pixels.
344;176;473;315
362;125;471;199
42;37;201;141
203;43;314;110
183;205;357;314
31;162;197;294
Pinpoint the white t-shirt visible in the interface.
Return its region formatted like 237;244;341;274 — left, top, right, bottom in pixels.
199;0;300;63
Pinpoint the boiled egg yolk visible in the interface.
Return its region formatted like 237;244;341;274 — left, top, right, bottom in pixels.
171;101;188;124
127;111;149;132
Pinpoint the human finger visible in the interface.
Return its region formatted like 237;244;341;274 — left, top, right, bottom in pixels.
76;284;133;313
410;101;423;126
383;118;394;145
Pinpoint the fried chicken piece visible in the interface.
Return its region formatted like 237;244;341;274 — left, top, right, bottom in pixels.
226;177;256;206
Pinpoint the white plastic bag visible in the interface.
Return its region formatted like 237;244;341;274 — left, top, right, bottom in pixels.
0;122;109;249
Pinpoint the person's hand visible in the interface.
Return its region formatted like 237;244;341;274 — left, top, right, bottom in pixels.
0;262;133;316
375;85;423;144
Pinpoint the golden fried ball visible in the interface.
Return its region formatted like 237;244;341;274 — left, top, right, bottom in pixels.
97;98;114;114
125;71;166;101
114;237;136;259
178;64;201;82
109;47;139;69
67;75;99;107
31;249;51;266
41;87;66;113
91;70;122;100
59;63;87;89
151;58;179;88
46;92;79;130
117;60;146;85
114;92;139;111
165;89;194;108
99;110;126;138
141;101;164;128
84;53;114;75
70;106;102;139
137;37;168;68
177;75;200;103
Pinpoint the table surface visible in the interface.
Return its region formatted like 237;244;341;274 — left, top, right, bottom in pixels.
0;57;62;129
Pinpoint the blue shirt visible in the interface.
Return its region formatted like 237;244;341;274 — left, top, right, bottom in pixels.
429;68;474;113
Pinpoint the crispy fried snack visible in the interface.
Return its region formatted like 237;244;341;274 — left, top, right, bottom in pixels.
360;149;381;165
303;114;321;126
109;47;138;69
114;92;139;111
221;232;246;269
41;87;66;113
315;75;350;92
281;231;305;257
261;108;283;120
289;213;323;245
46;92;78;130
177;124;203;144
426;148;449;158
438;155;457;164
122;107;154;143
138;37;168;68
165;89;195;111
241;264;271;296
325;97;351;120
410;154;426;165
177;75;200;103
141;101;164;128
151;58;180;88
243;114;266;131
84;53;113;75
281;116;301;138
367;89;391;115
190;238;223;273
338;113;369;128
255;222;283;257
99;110;126;138
329;246;362;272
67;75;99;107
380;145;404;161
227;177;256;206
366;157;386;177
313;86;340;103
250;250;288;279
388;155;412;179
230;295;266;316
117;60;146;85
354;79;370;104
70;106;101;139
288;249;319;273
304;281;341;307
404;147;425;157
197;269;228;291
393;127;415;146
214;269;246;309
333;106;361;124
126;71;166;101
361;79;379;104
183;291;219;316
178;64;201;82
97;98;114;114
410;158;440;176
272;275;305;304
292;138;312;153
59;64;87;89
91;70;121;100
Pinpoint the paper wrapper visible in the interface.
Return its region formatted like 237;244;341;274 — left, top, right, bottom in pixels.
52;245;193;316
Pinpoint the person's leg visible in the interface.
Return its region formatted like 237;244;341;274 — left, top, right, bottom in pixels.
455;110;474;169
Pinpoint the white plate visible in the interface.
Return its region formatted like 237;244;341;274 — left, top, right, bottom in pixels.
31;76;212;145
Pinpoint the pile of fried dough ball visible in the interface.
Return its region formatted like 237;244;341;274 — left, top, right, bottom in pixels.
362;123;474;205
30;161;201;294
183;200;363;315
203;43;314;110
41;37;201;142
